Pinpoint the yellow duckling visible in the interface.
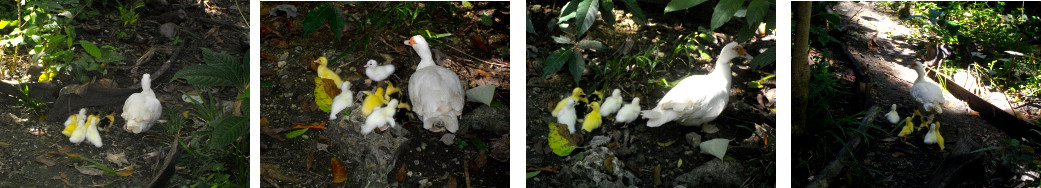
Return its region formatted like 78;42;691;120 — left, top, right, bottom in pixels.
923;122;944;150
384;81;401;102
361;88;386;117
582;102;602;132
315;57;344;86
62;108;87;136
552;87;587;117
897;117;914;139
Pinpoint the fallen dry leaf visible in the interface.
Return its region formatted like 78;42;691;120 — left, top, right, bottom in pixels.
261;53;277;61
261;117;270;127
654;164;662;186
35;155;56;166
291;122;326;130
75;166;104;176
472;68;491;77
892;152;906;157
65;153;81;158
106;152;128;167
306;148;315;171
331;157;347;183
262;163;299;183
262;126;288;141
395;164;406;182
116;168;135;176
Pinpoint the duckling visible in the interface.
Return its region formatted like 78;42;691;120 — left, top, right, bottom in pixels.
600;89;623;117
552;87;587;117
897;117;914;139
364;59;395;82
615;97;641;123
329;82;354;120
315;57;344;86
85;114;102;148
99;112;115;132
62;108;87;136
642;42;752;127
360;88;386;117
923;122;944;150
885;104;900;124
122;74;162;134
384;82;400;101
588;90;604;105
361;99;399;135
556;98;578;134
405;35;466;133
69;113;89;144
581;102;603;132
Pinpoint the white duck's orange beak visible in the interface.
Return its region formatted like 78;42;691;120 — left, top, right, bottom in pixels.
404;36;416;46
735;45;754;59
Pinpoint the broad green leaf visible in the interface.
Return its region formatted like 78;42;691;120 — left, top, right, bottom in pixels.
599;0;616;25
543;49;572;77
207;116;248;150
710;0;745;31
526;171;541;178
461;1;472;7
79;40;101;59
547;122;576;156
174;48;245;87
569;51;585;84
285;128;309;139
744;0;769;28
574;0;599;37
576;39;605;50
481;13;493;26
736;23;756;42
552;35;573;44
329;5;345;39
619;0;646;23
526;14;536;34
700;138;729;160
313;77;334;112
0;20;11;29
749;47;775;70
558;0;580;23
302;5;331;36
664;0;707;13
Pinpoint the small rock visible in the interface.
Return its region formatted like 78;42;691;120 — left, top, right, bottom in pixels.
686;132;702;148
159;23;177;38
440;133;456;145
316;143;328;152
277;61;286;68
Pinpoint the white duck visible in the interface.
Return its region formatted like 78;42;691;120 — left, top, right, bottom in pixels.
361;99;399;135
364;59;396;82
556;98;578;134
328;82;354;120
404;35;465;133
85;114;103;147
615;97;641;123
642;42;753;127
122;73;162;134
910;61;944;127
69;110;89;144
599;89;623;117
885;104;900;124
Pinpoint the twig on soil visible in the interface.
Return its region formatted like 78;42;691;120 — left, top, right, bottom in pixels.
141;40;188;89
189;14;248;31
131;46;159;77
443;45;508;67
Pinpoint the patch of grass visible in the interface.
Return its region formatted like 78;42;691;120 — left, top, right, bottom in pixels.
117;0;144;28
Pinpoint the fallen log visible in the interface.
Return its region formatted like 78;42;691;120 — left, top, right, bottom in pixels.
806;105;881;188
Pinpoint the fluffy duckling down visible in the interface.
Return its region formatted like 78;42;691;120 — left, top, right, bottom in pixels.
615;98;641;123
582;102;603;132
923;122;944;150
364;59;395;82
556;98;578;134
122;73;162;134
315;57;344;86
85;114;102;148
600;89;623;117
362;99;399;135
552;87;586;117
329;82;354;120
361;88;386;117
69;112;89;144
63;108;87;136
897;117;914;138
885;104;900;124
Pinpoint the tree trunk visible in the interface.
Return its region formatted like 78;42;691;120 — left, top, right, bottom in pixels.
793;2;812;134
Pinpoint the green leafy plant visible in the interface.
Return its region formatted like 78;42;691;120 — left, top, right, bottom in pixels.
664;0;775;43
302;4;346;39
172;48;249;95
542;0;645;84
117;0;144;28
69;40;123;82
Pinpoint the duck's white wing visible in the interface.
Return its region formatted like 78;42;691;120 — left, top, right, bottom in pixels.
658;75;729;125
910;81;944;112
409;66;465;130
